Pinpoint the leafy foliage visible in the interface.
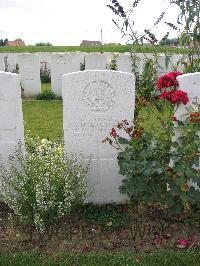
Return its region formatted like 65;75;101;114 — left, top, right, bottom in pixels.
83;204;131;232
105;100;200;214
36;90;55;100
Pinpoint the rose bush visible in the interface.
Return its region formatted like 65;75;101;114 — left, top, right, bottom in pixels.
157;71;183;89
104;72;200;214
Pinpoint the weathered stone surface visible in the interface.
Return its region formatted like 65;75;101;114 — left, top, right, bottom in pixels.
0;72;24;168
51;53;83;96
4;53;17;73
176;73;200;190
62;70;135;203
117;54;132;73
18;53;41;97
0;54;5;71
85;54;107;70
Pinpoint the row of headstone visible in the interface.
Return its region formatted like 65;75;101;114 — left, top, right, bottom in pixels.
0;71;199;202
0;52;189;98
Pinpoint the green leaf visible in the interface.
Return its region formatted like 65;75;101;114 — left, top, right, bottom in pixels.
118;137;130;145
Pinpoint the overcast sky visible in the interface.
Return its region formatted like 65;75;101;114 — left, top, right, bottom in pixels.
0;0;180;45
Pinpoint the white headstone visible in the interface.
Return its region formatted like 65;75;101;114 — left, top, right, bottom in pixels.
85;53;107;70
18;53;41;97
0;54;5;71
176;73;200;190
70;52;84;72
51;53;79;96
4;53;17;73
0;72;24;168
117;54;132;73
62;70;135;203
156;54;167;77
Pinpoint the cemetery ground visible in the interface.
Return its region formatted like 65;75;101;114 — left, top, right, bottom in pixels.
0;83;199;264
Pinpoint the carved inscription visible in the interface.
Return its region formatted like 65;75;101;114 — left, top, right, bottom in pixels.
82;81;115;112
65;117;116;138
56;56;66;64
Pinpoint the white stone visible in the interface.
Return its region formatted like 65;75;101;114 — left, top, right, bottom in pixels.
62;70;135;203
18;53;41;97
51;53;82;96
4;53;17;73
70;52;85;72
85;53;107;70
117;54;132;73
0;54;5;71
175;73;200;190
0;72;24;168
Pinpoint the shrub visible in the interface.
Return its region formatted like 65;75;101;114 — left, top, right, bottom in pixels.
36;90;55;100
104;70;200;214
0;137;88;233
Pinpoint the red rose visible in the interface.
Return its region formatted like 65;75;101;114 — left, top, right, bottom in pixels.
110;128;119;138
157;72;183;90
172;116;177;121
159;90;189;105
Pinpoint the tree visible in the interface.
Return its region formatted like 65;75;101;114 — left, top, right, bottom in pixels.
0;38;8;46
35;42;53;46
159;37;179;46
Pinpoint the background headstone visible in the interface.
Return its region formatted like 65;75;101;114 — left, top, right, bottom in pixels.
4;53;17;73
62;70;135;203
51;53;75;96
18;53;41;97
0;54;5;71
117;54;132;73
85;53;107;70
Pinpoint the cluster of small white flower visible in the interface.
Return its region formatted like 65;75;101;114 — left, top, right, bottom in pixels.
0;137;88;233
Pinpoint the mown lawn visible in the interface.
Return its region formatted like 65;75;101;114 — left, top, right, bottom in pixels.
22;99;63;141
0;45;187;54
0;251;199;266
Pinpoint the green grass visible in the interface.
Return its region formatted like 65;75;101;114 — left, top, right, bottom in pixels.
41;82;52;92
0;251;199;266
0;45;187;54
22;100;63;141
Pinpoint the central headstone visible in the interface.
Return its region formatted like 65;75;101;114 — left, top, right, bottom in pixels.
62;70;135;203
